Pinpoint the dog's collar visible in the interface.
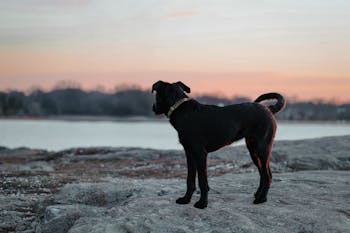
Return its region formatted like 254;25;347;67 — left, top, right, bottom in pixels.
167;98;191;118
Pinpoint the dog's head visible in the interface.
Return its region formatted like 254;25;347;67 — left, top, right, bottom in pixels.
151;81;191;115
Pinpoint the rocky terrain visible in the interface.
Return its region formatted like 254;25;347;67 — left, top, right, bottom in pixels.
0;135;349;233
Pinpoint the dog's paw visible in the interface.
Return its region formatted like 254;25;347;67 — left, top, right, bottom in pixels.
176;197;191;204
254;191;262;199
194;200;207;209
253;197;267;204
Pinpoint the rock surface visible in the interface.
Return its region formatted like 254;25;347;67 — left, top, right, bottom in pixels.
0;135;349;233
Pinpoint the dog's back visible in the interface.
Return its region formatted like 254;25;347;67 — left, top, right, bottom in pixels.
177;101;277;152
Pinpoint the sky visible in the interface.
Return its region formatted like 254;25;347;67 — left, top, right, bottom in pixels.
0;0;349;102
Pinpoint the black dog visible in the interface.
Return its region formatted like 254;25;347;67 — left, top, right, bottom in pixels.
152;80;285;209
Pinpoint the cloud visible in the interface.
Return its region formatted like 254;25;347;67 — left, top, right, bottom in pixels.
166;10;197;18
0;0;91;8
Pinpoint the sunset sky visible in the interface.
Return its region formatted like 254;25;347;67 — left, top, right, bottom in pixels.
0;0;349;102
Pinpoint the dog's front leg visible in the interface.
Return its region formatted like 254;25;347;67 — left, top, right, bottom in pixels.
194;151;209;209
176;152;196;204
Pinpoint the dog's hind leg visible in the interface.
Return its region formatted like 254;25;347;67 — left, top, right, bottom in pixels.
253;140;273;204
245;138;263;199
176;152;196;204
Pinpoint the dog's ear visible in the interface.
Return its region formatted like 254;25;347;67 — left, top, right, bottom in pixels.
174;81;191;93
152;80;165;93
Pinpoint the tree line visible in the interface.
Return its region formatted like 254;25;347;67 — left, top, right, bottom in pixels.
0;87;349;121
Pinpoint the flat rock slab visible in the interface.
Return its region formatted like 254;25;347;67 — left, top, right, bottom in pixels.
40;170;350;233
54;182;142;207
1;136;349;233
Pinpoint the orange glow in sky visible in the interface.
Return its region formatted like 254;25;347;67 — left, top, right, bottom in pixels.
1;1;349;102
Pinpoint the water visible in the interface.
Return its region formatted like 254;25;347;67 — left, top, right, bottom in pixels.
0;119;349;151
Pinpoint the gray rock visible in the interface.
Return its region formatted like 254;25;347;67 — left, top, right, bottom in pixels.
1;135;349;233
54;182;142;207
40;205;105;233
39;171;350;233
0;195;44;233
0;161;54;173
61;147;182;162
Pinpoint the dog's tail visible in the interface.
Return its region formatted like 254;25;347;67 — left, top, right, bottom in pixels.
254;93;286;114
